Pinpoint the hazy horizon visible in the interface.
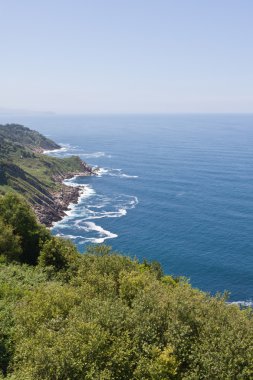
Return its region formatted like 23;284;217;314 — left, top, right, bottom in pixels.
2;108;253;117
1;1;253;114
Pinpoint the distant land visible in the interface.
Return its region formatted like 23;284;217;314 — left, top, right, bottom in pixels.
0;107;56;116
0;124;94;225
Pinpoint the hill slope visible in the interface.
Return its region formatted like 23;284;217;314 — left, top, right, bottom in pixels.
0;193;252;379
0;124;93;225
0;123;60;151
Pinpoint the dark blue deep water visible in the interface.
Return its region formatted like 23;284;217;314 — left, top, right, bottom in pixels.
1;114;253;302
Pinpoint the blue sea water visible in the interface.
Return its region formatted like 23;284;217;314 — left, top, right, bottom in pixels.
1;114;253;303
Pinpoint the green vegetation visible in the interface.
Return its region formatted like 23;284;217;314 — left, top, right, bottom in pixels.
0;124;60;151
0;193;252;379
0;124;92;213
0;193;50;265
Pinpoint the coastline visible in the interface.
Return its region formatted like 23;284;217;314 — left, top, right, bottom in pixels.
32;148;96;227
33;173;90;227
50;177;95;229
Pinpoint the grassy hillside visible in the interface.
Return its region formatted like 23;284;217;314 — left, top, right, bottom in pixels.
0;193;252;379
0;123;91;191
0;154;92;196
0;123;60;151
0;124;93;225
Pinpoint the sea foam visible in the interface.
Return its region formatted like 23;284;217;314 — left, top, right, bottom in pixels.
79;152;111;158
83;221;118;243
96;167;138;179
48;144;138;246
43;146;69;155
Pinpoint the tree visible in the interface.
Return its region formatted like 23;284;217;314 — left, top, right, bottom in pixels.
0;193;50;264
38;237;79;272
0;218;21;263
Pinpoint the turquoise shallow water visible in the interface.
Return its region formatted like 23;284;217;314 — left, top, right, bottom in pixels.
1;114;253;303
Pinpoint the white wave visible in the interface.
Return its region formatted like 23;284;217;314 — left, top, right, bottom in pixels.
75;207;128;222
90;238;107;243
43;143;77;156
90;203;108;209
59;143;75;148
79;186;96;199
129;196;139;206
52;168;138;245
117;195;139;207
79;152;111;159
53;223;70;229
92;208;126;218
56;233;86;240
43;146;69;155
63;175;93;187
51;182;96;228
96;168;109;177
74;194;138;223
84;221;118;243
65;186;95;217
63;177;81;187
53;190;138;232
96;167;138;179
120;174;139;178
118;208;127;216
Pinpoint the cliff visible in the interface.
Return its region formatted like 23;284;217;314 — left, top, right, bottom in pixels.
0;124;94;226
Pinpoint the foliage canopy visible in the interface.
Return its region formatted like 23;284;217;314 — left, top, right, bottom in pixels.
0;193;252;379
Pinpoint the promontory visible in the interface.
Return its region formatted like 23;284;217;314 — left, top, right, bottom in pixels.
0;124;94;226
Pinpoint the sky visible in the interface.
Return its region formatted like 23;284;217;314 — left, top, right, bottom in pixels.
0;0;253;114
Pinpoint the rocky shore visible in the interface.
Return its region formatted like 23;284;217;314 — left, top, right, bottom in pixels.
33;163;95;227
33;173;91;227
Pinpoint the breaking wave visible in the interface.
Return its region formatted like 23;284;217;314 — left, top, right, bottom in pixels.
51;173;138;247
79;152;112;158
78;222;118;244
44;143;111;159
96;167;138;179
43;145;70;155
44;142;138;246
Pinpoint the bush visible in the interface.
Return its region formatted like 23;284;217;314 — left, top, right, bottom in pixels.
38;237;80;272
0;193;50;264
0;219;21;263
0;194;252;379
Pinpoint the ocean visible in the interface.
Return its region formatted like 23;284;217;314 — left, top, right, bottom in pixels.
1;114;253;303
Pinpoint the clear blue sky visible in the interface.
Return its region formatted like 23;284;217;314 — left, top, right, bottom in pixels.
1;0;253;114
